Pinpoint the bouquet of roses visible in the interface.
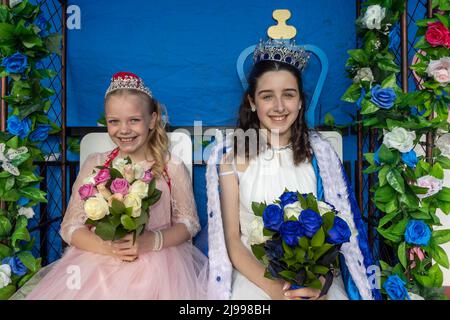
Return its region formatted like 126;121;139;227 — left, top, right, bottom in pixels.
78;156;161;241
248;190;352;292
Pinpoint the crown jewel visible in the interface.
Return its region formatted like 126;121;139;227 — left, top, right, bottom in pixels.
253;39;310;71
105;72;152;98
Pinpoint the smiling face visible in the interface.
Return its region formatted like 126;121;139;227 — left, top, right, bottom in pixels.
248;70;301;146
105;91;157;161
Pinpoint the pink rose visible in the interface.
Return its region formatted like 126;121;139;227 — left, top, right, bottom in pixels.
426;57;450;85
416;175;443;199
141;170;153;183
110;178;130;195
94;169;111;185
78;183;96;200
425;22;450;47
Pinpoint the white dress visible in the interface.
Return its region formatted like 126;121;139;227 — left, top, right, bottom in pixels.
228;146;348;300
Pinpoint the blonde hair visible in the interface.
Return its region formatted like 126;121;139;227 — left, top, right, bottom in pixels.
105;89;170;178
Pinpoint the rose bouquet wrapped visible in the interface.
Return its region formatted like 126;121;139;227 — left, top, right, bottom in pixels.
248;191;351;292
78;156;161;241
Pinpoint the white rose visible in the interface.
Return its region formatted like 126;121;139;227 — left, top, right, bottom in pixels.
416;175;444;199
317;201;334;215
124;193;142;218
129;180;149;199
361;5;386;30
353;67;374;83
436;133;450;158
284;201;303;219
9;0;23;8
247;216;270;246
18;207;35;219
0;264;12;289
133;164;145;180
82;173;96;185
112;157;127;175
383;127;416;153
84;195;109;220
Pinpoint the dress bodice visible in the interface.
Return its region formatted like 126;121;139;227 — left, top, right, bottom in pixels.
237;146;317;249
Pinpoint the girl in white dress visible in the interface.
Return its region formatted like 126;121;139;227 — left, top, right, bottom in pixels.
206;40;381;300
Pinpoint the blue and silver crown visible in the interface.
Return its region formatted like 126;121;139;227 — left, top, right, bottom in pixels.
253;39;310;71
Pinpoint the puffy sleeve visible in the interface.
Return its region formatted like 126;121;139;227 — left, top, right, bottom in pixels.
60;153;102;244
167;155;200;238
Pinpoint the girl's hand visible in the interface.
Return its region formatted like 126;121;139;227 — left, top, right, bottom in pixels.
283;277;326;300
109;233;139;262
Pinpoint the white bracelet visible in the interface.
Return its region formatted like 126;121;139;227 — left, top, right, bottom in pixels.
152;230;163;251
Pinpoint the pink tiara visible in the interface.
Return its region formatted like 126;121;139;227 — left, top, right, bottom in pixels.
105;71;153;98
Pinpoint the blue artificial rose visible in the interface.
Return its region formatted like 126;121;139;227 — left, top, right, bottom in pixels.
262;204;284;232
404;220;431;246
279;191;298;208
34;15;48;36
370;85;397;109
383;275;410;300
298;209;323;238
7;115;32;139
1;52;28;74
264;239;284;261
326;216;351;244
18;197;30;206
2;256;27;276
401;150;418;169
280;221;304;247
29;124;51;142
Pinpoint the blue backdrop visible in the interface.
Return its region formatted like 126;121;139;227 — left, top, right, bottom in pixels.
64;0;358;255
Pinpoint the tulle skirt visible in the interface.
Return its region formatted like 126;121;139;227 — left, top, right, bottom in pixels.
14;243;208;300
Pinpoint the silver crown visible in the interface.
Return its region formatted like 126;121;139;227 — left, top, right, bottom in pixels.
253;39;310;71
105;72;153;98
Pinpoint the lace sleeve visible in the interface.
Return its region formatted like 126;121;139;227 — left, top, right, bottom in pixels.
60;153;102;245
167;155;200;238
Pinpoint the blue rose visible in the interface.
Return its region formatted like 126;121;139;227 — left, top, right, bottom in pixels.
262;204;284;232
370;85;397;109
326;216;351;244
18;197;30;206
401;150;418;169
29;124;51;142
34;15;48;36
280;221;304;247
404;220;431;246
2;256;28;276
279;191;298;208
298;209;323;238
7;115;32;139
1;52;28;74
383;275;410;300
264;239;284;261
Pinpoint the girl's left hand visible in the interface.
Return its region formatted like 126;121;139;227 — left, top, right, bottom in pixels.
111;233;139;262
283;276;326;300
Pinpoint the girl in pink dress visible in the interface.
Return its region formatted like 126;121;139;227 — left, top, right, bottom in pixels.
20;72;208;299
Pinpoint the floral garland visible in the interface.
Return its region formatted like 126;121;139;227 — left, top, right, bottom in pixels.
0;0;60;299
342;0;450;300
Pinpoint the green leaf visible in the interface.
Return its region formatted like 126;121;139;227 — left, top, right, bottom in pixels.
341;83;362;103
17;251;38;273
111;199;126;216
381;73;398;88
44;33;62;55
313;243;334;261
378;210;400;228
120;215;136;231
312;265;329;275
398;242;407;268
251;244;265;261
109;168;123;179
361;99;380;115
298;236;309;250
0;285;16;300
11;217;30;248
322;212;335;232
430;163;444;179
414;273;434;288
435;13;449;28
374;185;396;203
148;189;162;205
436;155;450;169
386;169;405;194
347;49;369;64
431;245;449;268
0;215;12;238
279;270;296;281
19;187;47;203
311;228;325;247
429;263;444;287
432;229;450;245
379;260;392;272
377;58;400;73
378;166;390;187
378;144;396;164
251;202;266;217
0;243;12;259
95;221;116;241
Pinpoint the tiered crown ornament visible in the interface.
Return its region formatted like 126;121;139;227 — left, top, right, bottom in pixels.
253;9;310;71
105;71;152;98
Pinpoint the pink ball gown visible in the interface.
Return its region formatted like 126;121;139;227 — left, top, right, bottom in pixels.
19;152;208;300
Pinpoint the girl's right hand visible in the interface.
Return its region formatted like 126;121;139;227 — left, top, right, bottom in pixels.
104;234;138;262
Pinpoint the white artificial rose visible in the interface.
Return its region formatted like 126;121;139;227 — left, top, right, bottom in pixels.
383;127;416;153
361;5;386;30
247;216;270;246
18;207;35;219
82;173;96;185
0;264;12;289
317;201;334;215
129;180;149;199
416;175;444;199
284;201;303;219
133;164;145;180
124;193;142;218
353;67;374;83
84;195;109;220
426;57;450;85
112;157;128;175
436;133;450;158
9;0;23;8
